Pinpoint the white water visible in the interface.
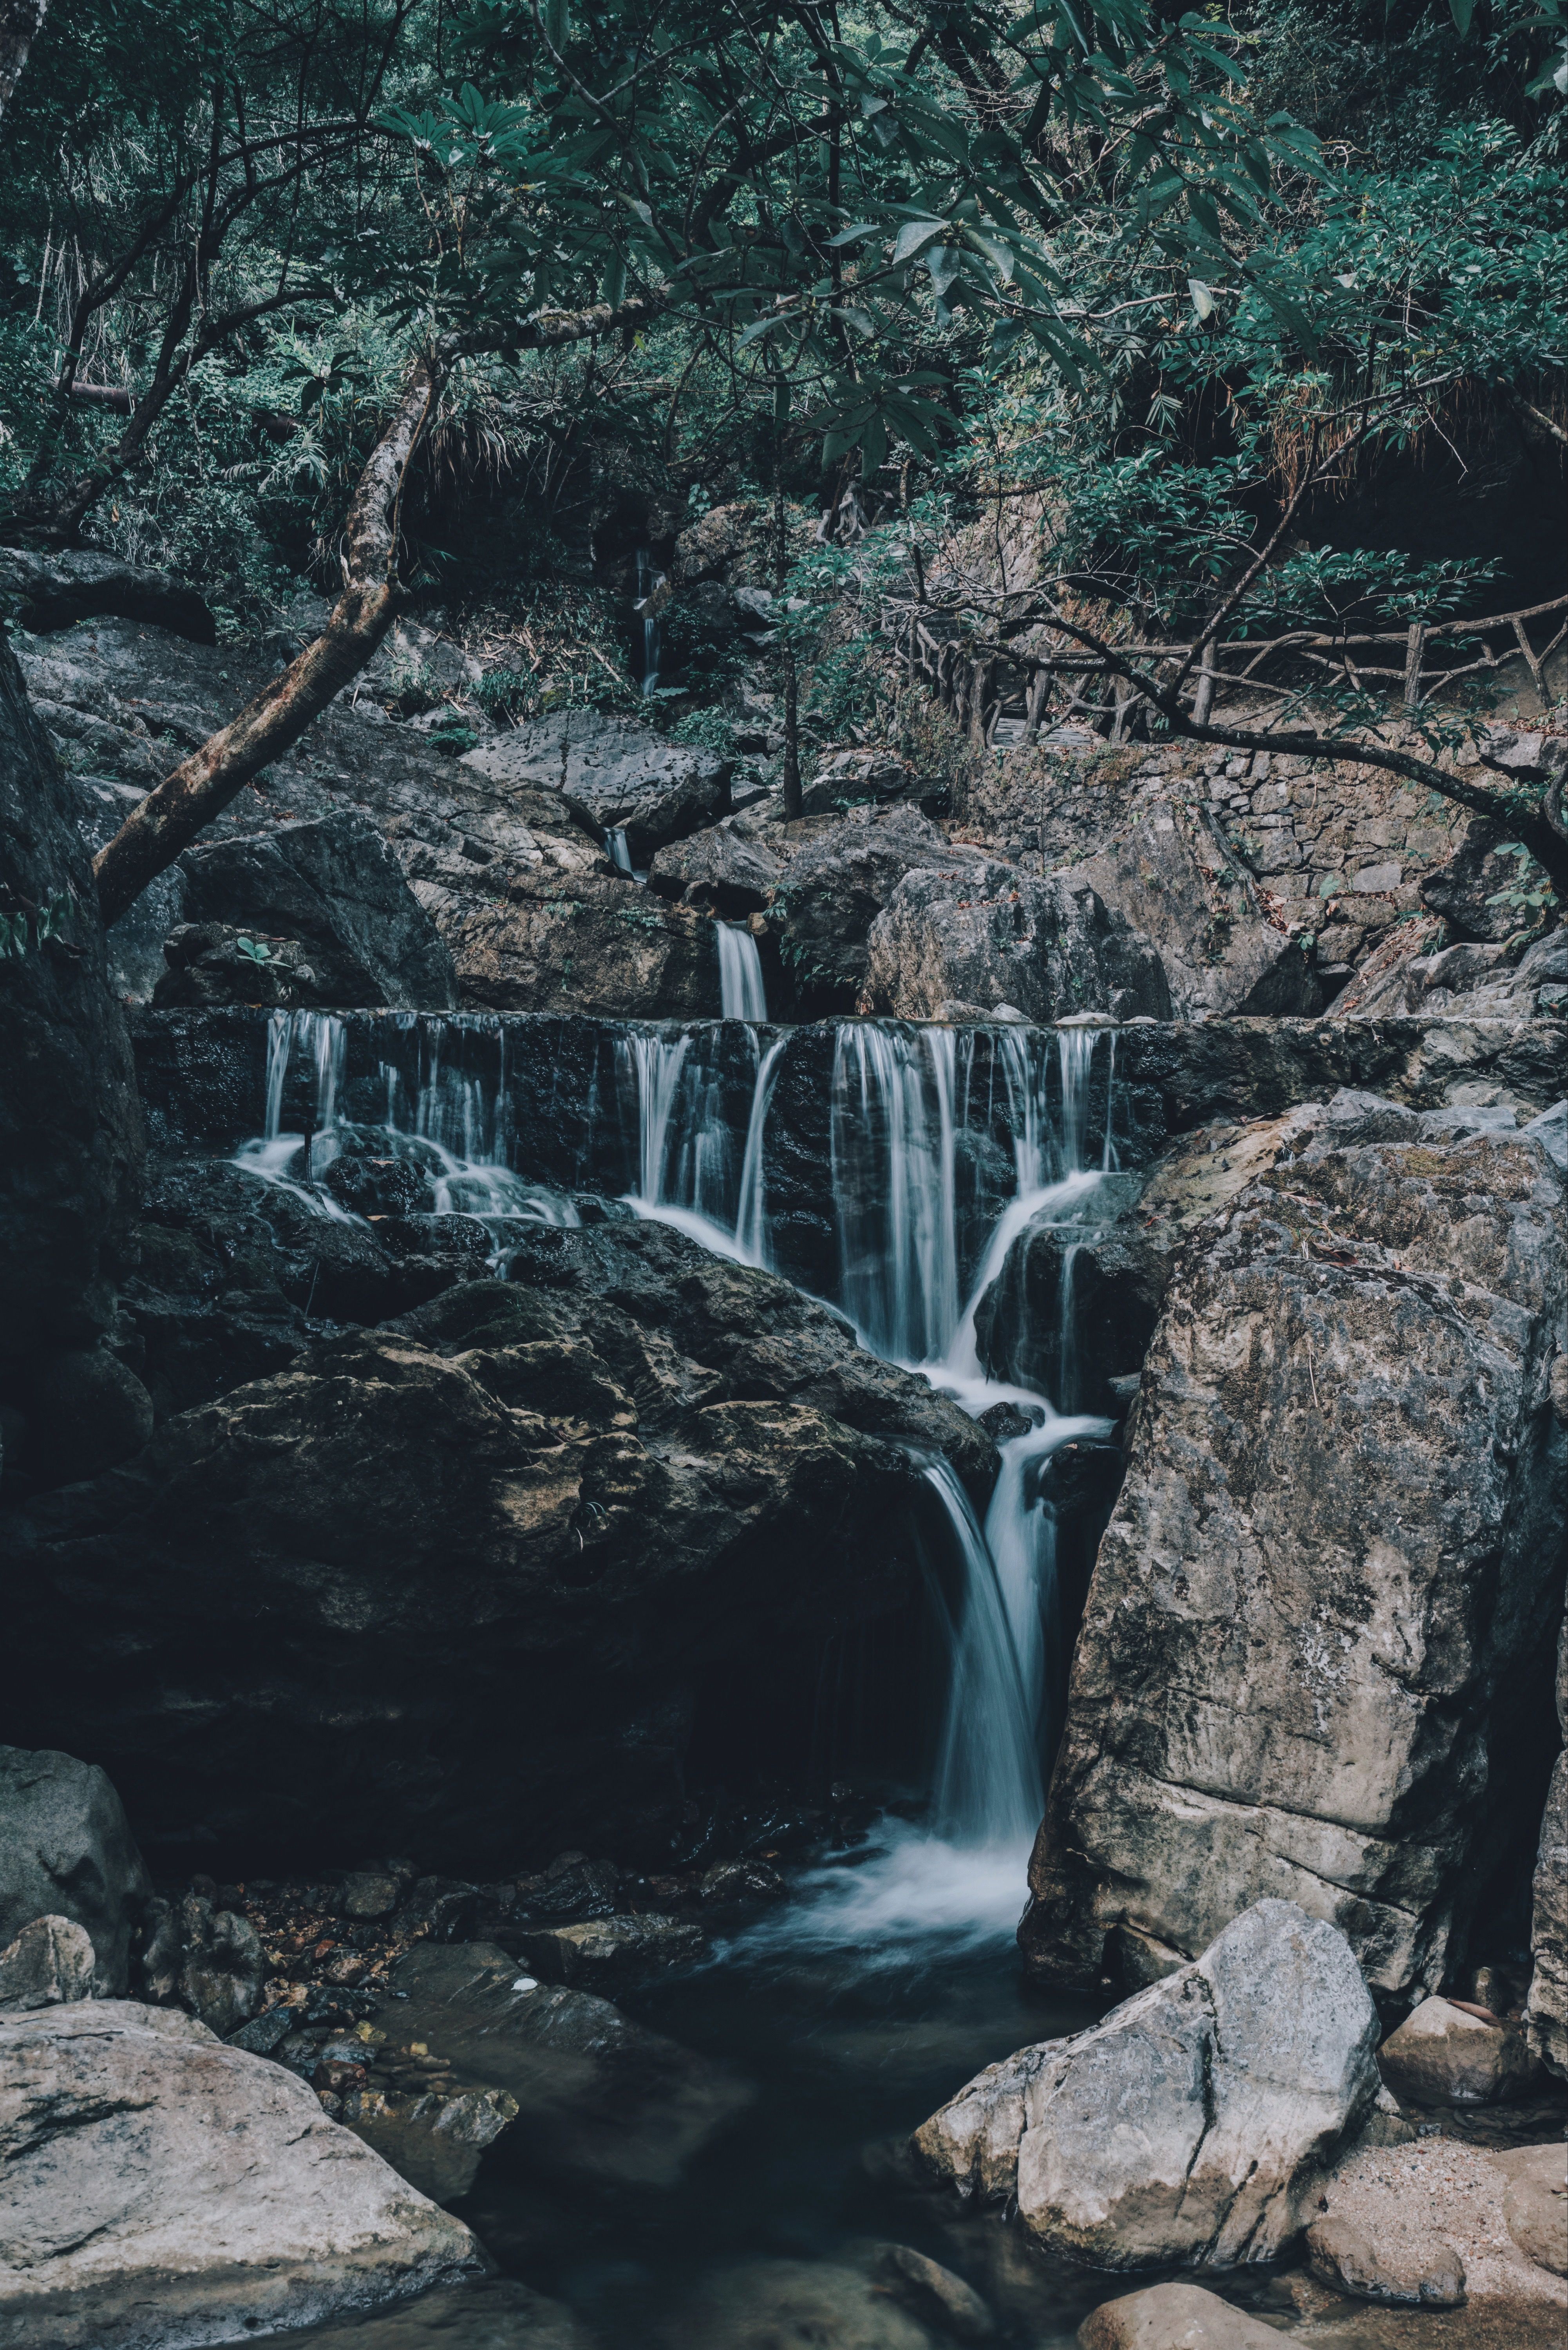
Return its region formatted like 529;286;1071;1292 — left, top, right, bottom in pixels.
635;548;662;697
606;826;635;877
717;923;767;1021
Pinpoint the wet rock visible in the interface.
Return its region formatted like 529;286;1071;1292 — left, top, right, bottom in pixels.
917;1900;1379;2269
155;919;326;1009
0;1997;483;2345
861;865;1171;1026
174;811;459;1009
517;1913;705;1988
1304;2215;1466;2307
699;1859;786;1905
648;824;783;914
462;712;730;865
22;1343;153;1487
1021;1110;1568;1999
340;1872;404;1920
1076;800;1322;1018
1077;2283;1285;2349
767;804;980;1005
446;866;718;1017
1378;1996;1536;2106
340;2077;518;2206
863;2243;996;2341
374;1941;750;2192
513;1853;622;1923
229;2003;298;2055
664;2257;940;2350
0;1746;152;1994
0;546;217;641
0;628;142;1395
286;2276;597;2348
1497;2143;1568;2274
1420;815;1557;943
143;1890;266;2036
0;1914;95;2009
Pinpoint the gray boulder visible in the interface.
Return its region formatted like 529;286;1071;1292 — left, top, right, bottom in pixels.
648;823;782;914
0;1915;95;2010
1420;814;1557;942
0;547;217;643
462;713;731;865
0;1998;483;2346
1076;800;1321;1018
1377;1995;1536;2106
1078;2284;1288;2349
445;866;719;1017
1020;1106;1568;1999
174;811;459;1009
915;1900;1379;2270
1527;1607;1568;2078
1341;926;1568;1020
767;803;979;1001
861;864;1172;1025
0;1746;152;1994
143;1890;266;2036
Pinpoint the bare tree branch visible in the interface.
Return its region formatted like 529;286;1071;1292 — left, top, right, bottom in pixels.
0;0;48;129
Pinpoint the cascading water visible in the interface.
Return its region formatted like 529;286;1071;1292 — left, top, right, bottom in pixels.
606;826;636;877
716;922;767;1021
635;548;662;697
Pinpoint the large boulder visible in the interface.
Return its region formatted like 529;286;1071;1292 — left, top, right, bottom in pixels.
1526;1603;1568;2077
1019;1101;1568;1998
167;811;459;1009
767;804;980;1005
0;1999;483;2346
0;1746;153;1995
2;1227;993;1867
1376;1994;1535;2105
915;1900;1379;2270
0;547;217;643
1420;814;1558;943
648;822;783;914
1076;801;1321;1019
861;865;1171;1025
1078;2285;1288;2349
461;712;731;864
440;866;720;1017
0;629;143;1400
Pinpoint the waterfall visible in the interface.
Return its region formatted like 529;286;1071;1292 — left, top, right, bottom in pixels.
607;827;635;877
831;1023;958;1365
717;923;767;1021
924;1457;1043;1845
635;549;662;697
735;1037;785;1266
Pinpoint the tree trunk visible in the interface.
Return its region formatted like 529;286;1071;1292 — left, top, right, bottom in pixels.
0;0;48;127
94;349;441;927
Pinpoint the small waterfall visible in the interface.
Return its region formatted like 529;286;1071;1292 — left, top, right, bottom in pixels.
831;1023;958;1365
924;1457;1043;1845
717;923;767;1021
607;827;635;878
635;549;662;697
736;1037;785;1267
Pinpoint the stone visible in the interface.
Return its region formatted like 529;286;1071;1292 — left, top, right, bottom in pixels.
0;628;143;1395
1304;2215;1467;2307
21;1343;153;1488
1496;2143;1568;2275
647;823;783;913
1526;1601;1568;2079
341;1872;403;1920
0;1746;152;1994
917;1901;1379;2270
1020;1110;1568;1999
0;1914;95;2009
665;2258;939;2350
1077;2283;1287;2349
461;712;731;864
516;1913;705;1988
1076;800;1322;1018
448;864;720;1017
863;2243;995;2340
861;864;1171;1026
338;2077;518;2206
767;803;981;1004
1420;815;1556;942
1309;2136;1568;2326
142;1891;267;2036
372;1941;749;2193
803;747;913;813
154;920;327;1009
0;546;217;642
175;811;459;1009
1377;1996;1536;2106
3;1226;990;1871
0;1997;483;2346
671;499;758;585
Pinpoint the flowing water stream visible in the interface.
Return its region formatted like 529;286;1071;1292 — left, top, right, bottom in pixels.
237;1007;1155;2345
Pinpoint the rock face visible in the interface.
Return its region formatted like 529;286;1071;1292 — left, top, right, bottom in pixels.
1020;1101;1568;1998
168;812;459;1009
1527;1600;1568;2079
442;867;719;1018
1076;800;1322;1019
0;1746;153;1995
767;803;980;1004
1342;926;1568;1020
0;1998;484;2346
0;546;217;642
0;629;143;1399
861;865;1171;1025
3;1226;993;1867
915;1901;1379;2270
1376;1994;1536;2105
1420;815;1557;942
648;823;782;914
461;712;731;864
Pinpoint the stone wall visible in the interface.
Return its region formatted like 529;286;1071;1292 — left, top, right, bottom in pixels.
959;733;1486;973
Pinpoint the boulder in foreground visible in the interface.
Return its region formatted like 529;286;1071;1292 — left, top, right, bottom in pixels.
1376;1994;1535;2106
1077;2283;1285;2348
914;1899;1378;2269
0;1999;483;2347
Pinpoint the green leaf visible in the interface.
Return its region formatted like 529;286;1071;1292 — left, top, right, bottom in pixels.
892;218;946;266
1448;0;1474;30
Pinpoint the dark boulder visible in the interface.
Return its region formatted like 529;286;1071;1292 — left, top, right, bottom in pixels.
0;1745;154;1994
861;864;1172;1025
1420;815;1557;943
0;548;217;643
767;804;980;1006
461;713;731;866
648;824;783;915
175;812;459;1009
